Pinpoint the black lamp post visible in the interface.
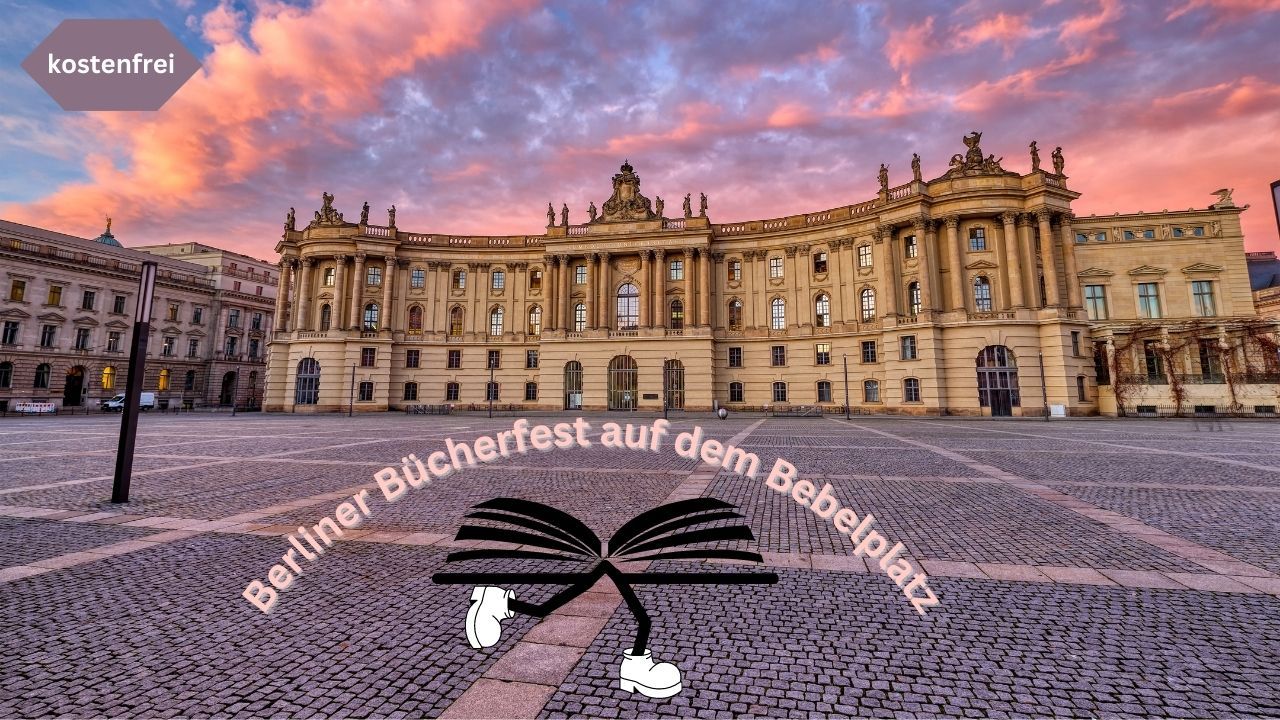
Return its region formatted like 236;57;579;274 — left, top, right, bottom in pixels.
111;261;157;503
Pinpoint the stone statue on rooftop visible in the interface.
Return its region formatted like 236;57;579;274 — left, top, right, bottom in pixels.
360;202;370;225
878;163;889;192
547;202;555;226
683;194;692;219
588;201;598;223
1052;146;1065;175
285;208;295;231
388;205;396;227
699;193;708;217
561;203;569;227
911;153;921;182
1029;141;1041;173
655;196;664;218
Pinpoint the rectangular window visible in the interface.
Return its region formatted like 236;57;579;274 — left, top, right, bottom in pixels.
728;259;742;281
861;340;877;364
771;345;786;367
228;309;241;327
107;331;121;352
1084;285;1108;321
361;347;376;367
410;268;425;288
529;269;542;290
47;285;63;306
358;381;374;402
669;260;684;281
1193;226;1205;237
1137;283;1161;319
900;335;917;360
863;380;880;402
161;336;175;356
74;327;90;350
1124;230;1135;241
1191;280;1216;317
815;343;830;365
113;294;127;314
728;347;743;368
526;350;539;369
1;321;18;345
406;349;420;368
233;281;241;292
904;377;921;402
574;265;587;284
968;227;986;251
486;382;499;401
10;279;26;302
1143;340;1164;379
1071;331;1081;357
857;245;872;268
192;307;203;324
453;270;467;289
1198;339;1221;379
323;268;335;286
1075;233;1089;244
366;267;382;286
1076;376;1087;401
817;381;832;403
248;339;260;358
448;349;462;369
251;313;263;330
224;336;237;356
773;382;788;403
769;256;784;278
1172;228;1184;238
188;338;199;358
492;271;505;290
80;290;95;310
487;350;501;369
729;382;744;403
771;300;786;330
813;252;828;274
904;235;918;258
1093;341;1110;385
404;382;419;401
40;325;56;348
167;302;180;321
524;382;538;401
446;383;460;401
1143;229;1155;239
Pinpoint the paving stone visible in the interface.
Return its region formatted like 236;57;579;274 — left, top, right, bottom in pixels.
1165;573;1261;594
485;642;584;685
1035;566;1117;586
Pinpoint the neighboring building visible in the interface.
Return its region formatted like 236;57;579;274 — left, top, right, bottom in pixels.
1249;250;1280;328
265;136;1280;416
0;220;276;411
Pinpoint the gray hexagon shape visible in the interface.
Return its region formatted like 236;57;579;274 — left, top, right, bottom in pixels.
22;19;201;111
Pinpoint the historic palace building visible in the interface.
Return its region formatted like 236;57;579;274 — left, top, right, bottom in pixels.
0;220;277;412
265;134;1280;416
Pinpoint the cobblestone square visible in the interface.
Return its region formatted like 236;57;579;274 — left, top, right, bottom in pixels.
1;412;1277;718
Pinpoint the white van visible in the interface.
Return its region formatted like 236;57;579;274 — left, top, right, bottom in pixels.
102;392;157;412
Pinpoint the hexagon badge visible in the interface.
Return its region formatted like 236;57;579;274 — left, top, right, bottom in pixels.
22;19;201;111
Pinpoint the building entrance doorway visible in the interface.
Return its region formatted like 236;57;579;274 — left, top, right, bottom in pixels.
607;355;637;410
976;345;1020;417
63;366;84;406
220;371;238;406
564;361;583;410
663;359;685;410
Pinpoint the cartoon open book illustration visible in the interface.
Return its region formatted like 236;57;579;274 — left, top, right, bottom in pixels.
432;497;779;698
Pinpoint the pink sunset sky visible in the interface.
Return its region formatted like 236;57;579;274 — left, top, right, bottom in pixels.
2;0;1278;260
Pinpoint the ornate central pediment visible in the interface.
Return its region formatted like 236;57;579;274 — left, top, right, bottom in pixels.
942;131;1011;178
598;161;657;223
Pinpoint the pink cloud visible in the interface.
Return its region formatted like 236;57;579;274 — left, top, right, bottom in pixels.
883;16;936;81
954;13;1048;58
1167;0;1280;21
766;103;818;128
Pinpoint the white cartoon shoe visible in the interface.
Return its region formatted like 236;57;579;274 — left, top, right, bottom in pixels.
619;648;682;698
465;586;514;649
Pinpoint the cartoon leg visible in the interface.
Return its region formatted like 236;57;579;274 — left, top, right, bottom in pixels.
609;573;681;698
467;566;604;649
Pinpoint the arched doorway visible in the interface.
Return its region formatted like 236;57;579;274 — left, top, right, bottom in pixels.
220;371;237;406
563;361;583;410
63;366;84;406
976;345;1020;416
607;355;637;410
295;358;320;405
663;359;685;410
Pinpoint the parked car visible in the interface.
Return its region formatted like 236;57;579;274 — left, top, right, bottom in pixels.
102;392;157;412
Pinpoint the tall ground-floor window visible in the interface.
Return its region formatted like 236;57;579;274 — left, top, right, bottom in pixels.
295;358;320;404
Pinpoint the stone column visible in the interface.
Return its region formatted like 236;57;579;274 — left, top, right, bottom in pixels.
1060;212;1081;307
1000;213;1024;308
912;217;932;313
828;241;845;324
699;248;712;328
380;256;396;332
349;253;366;330
274;260;292;332
543;256;558;331
473;263;488;335
512;262;526;335
426;262;441;332
297;258;314;332
654;250;667;329
560;255;572;331
585;254;597;329
944;216;963;311
886;230;899;316
1036;209;1060;307
394;259;409;331
331;255;347;330
639;250;651;328
599;252;612;330
1018;215;1040;308
683;247;695;328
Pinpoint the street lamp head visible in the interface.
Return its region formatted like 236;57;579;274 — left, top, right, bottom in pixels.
135;261;158;323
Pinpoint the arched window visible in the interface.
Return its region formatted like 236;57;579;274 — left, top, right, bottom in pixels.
815;294;830;328
616;283;639;330
772;381;788;403
101;366;115;391
449;306;465;335
295;358;320;405
863;379;880;402
573;303;586;332
408;305;424;333
363;303;380;331
669;299;684;330
158;368;170;392
907;282;921;316
771;298;786;330
729;381;744;403
0;361;12;388
974;276;992;312
319;303;332;331
728;299;743;331
860;288;876;322
528;305;542;335
34;363;50;389
489;307;505;336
